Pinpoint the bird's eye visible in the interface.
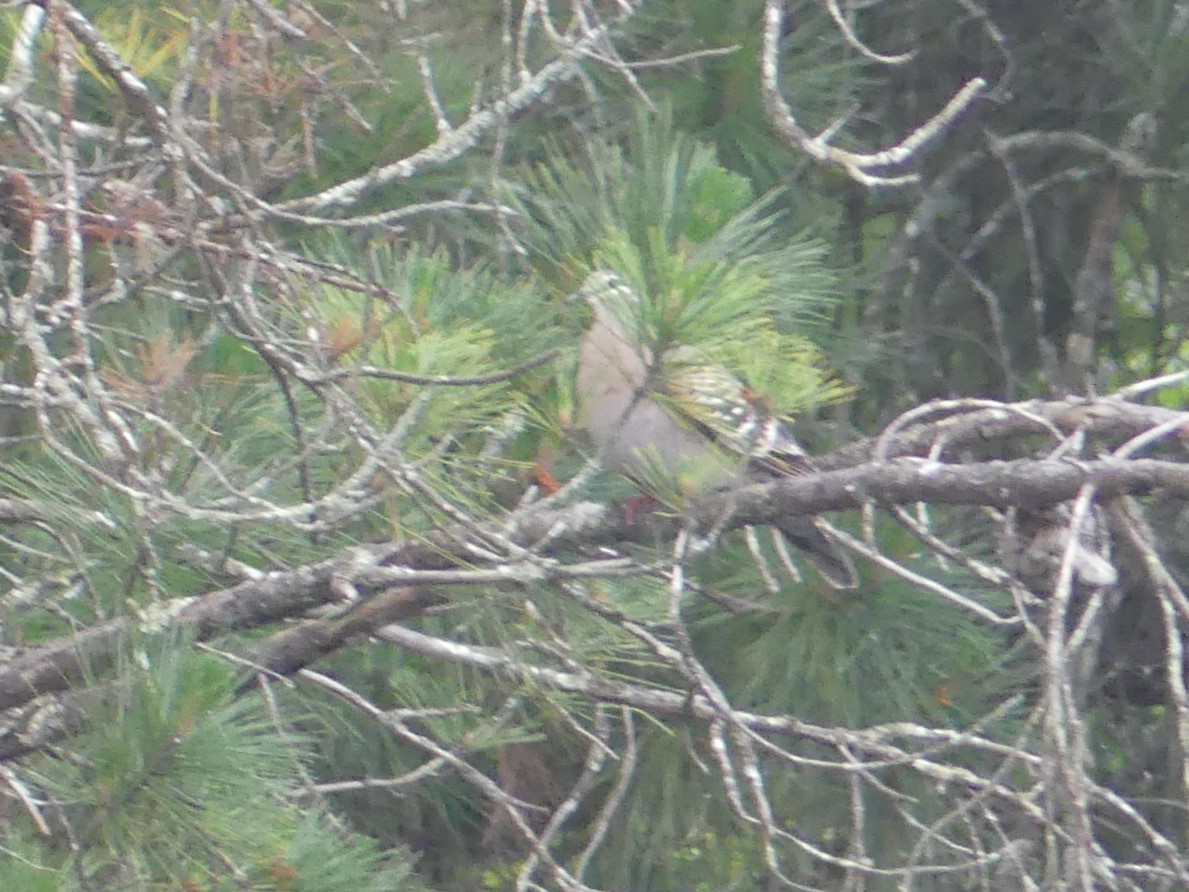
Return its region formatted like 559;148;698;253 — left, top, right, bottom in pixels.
582;270;626;297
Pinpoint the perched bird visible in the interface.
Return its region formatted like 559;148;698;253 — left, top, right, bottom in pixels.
573;270;857;589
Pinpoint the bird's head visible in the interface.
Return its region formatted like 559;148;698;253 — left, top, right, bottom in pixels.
570;269;644;327
570;267;665;347
572;269;636;305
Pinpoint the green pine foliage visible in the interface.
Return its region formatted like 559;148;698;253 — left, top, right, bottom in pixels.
487;114;1014;889
293;244;565;527
13;0;1182;886
281;811;429;892
0;97;1014;892
514;112;855;500
9;637;426;890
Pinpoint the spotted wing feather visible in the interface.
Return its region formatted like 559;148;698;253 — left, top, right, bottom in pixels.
665;358;814;478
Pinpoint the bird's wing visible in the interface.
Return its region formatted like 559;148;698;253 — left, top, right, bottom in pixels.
662;353;856;587
661;349;813;477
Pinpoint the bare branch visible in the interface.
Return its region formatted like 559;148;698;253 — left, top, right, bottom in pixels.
761;0;984;186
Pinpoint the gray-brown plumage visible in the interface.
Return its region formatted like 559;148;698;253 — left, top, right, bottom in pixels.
573;270;857;589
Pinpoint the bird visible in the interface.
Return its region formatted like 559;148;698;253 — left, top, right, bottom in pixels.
572;269;858;589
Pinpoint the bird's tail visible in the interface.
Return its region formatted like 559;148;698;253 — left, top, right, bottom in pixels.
774;516;858;590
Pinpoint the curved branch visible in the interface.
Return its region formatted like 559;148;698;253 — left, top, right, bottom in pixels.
760;0;984;186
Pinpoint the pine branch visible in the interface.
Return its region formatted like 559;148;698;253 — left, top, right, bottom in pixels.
2;395;1185;723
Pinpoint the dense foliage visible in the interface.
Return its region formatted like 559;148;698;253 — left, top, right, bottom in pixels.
1;1;1188;890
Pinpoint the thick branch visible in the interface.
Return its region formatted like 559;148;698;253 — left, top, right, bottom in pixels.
824;397;1189;470
2;452;1185;716
702;457;1189;529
